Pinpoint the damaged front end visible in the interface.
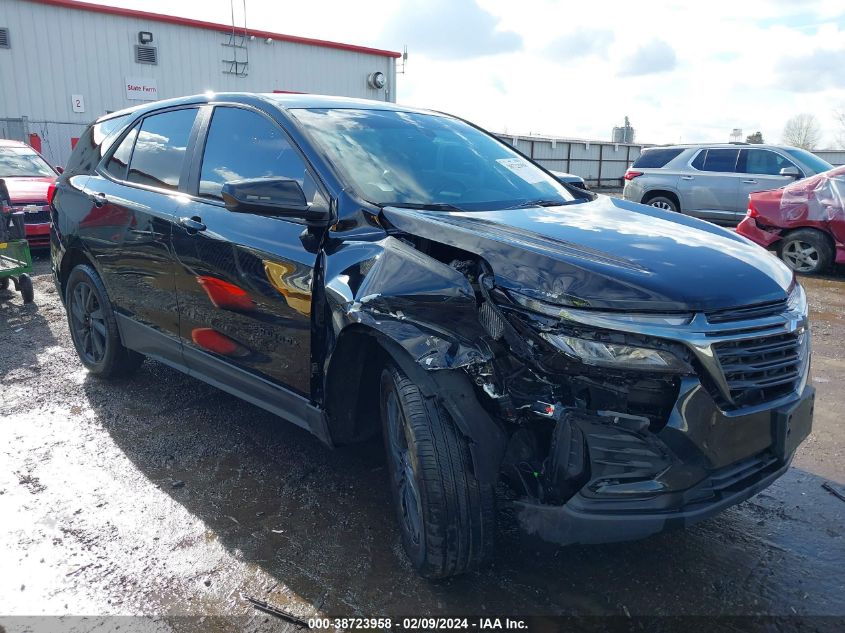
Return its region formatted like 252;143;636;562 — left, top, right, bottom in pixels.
323;201;814;547
471;281;813;545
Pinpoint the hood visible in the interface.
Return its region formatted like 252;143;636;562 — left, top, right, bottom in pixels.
0;177;54;204
381;195;794;312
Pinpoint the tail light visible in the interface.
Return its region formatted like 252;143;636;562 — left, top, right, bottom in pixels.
624;170;643;181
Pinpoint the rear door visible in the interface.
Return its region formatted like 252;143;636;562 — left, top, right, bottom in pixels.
81;106;200;363
171;104;328;397
683;148;740;223
737;149;801;214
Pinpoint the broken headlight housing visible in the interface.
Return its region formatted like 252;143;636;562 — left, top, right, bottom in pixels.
540;333;690;372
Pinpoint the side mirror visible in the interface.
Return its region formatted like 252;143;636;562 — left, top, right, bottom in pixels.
222;177;310;216
779;166;801;179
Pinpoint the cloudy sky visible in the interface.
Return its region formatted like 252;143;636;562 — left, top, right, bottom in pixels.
95;0;845;146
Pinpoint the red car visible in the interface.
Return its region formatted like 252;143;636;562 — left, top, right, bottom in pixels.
0;139;59;249
737;165;845;274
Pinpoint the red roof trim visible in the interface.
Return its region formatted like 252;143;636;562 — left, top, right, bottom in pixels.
31;0;402;58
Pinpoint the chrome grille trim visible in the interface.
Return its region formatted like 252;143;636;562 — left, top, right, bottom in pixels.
551;298;810;410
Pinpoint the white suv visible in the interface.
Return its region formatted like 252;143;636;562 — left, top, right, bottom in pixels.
623;143;832;225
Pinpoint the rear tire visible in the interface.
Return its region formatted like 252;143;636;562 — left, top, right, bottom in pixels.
19;274;34;304
778;229;833;274
66;264;144;378
380;363;495;579
647;195;679;212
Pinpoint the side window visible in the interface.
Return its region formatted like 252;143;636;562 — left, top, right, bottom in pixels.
127;108;198;191
742;149;795;176
199;107;319;203
105;124;139;181
690;149;706;170
701;148;739;173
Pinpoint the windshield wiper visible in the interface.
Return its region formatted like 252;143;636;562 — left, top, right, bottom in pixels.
505;199;567;209
379;201;468;212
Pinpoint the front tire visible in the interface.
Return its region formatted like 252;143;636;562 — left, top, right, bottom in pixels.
778;229;833;274
66;264;144;378
380;363;494;579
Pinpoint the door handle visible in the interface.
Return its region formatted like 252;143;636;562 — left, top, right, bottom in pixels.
742;179;757;184
89;192;107;207
680;175;694;180
179;216;206;233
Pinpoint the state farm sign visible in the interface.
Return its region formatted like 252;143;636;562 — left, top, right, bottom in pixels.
125;77;158;101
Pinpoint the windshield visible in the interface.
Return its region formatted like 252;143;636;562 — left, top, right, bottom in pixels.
783;147;832;174
290;108;575;210
0;146;55;178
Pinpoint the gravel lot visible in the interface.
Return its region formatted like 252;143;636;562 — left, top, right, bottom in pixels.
1;252;844;630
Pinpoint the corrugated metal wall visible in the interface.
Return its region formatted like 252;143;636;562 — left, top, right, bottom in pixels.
815;150;845;166
499;134;643;187
0;0;396;166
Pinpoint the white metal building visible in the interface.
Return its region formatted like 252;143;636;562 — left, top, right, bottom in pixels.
0;0;399;166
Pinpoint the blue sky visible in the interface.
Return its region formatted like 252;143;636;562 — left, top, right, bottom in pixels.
92;0;845;147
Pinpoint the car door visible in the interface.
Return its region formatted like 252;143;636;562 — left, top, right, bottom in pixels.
682;148;740;223
737;149;801;219
171;104;328;397
80;106;200;363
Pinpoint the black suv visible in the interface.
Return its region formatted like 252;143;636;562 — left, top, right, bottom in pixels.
51;94;814;578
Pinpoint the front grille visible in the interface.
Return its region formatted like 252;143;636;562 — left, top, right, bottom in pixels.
705;298;788;323
714;331;805;407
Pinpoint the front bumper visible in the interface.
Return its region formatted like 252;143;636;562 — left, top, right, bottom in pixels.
512;383;814;546
25;222;51;248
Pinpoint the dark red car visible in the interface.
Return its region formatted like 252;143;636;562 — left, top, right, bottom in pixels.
0;139;59;249
737;165;845;274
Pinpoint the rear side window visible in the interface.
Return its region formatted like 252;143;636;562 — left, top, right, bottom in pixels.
698;148;739;173
127;108;198;191
198;106;315;201
631;148;684;168
104;125;139;181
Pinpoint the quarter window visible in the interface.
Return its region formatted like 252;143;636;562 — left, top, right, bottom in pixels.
631;148;684;169
127;108;198;191
105;125;138;181
199;107;315;201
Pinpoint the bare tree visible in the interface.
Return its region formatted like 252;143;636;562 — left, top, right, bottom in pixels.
745;131;764;144
782;114;822;150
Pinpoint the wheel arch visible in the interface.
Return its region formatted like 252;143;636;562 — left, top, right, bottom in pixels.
642;189;682;211
57;242;98;302
323;323;507;485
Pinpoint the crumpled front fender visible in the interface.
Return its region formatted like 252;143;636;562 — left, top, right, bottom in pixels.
323;235;491;370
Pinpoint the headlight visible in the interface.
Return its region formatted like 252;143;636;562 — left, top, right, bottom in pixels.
541;333;690;372
786;283;807;316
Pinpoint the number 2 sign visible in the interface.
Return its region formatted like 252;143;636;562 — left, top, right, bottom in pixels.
71;94;85;113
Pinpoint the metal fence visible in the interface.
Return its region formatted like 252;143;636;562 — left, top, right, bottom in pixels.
497;134;643;188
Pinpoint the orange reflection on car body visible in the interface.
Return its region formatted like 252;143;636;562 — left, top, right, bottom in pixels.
263;260;311;316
